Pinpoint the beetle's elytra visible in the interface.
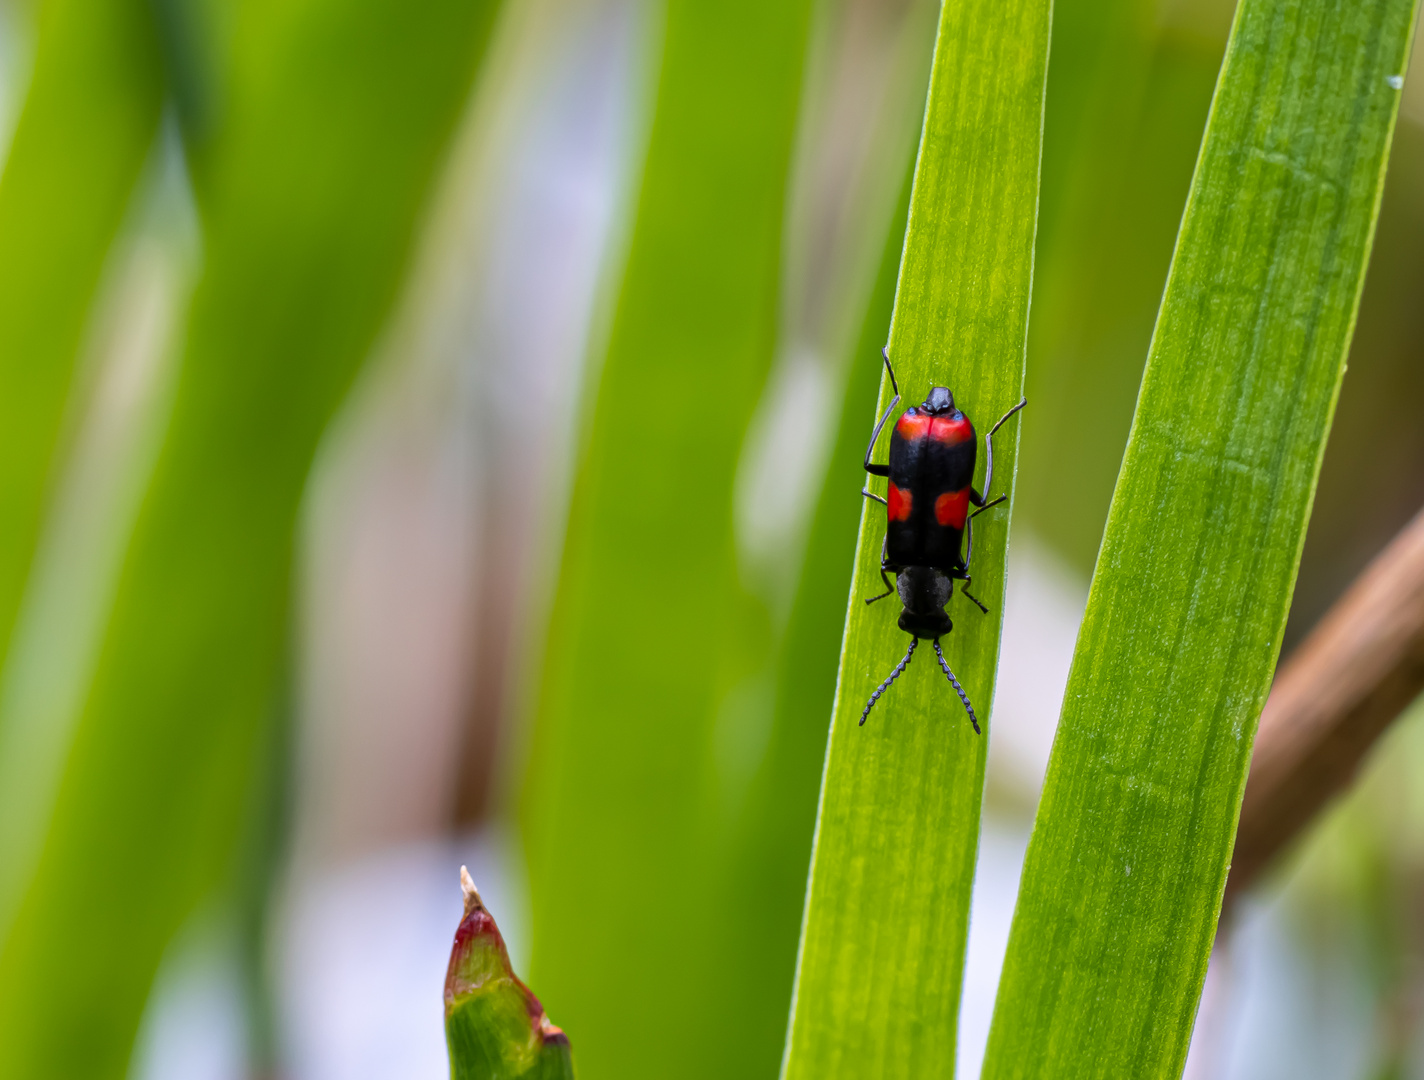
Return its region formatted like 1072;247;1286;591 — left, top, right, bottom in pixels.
859;348;1025;732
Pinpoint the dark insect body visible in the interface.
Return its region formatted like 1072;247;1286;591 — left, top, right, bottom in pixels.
859;348;1025;732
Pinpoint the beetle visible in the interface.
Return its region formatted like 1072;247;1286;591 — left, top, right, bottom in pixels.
858;347;1025;732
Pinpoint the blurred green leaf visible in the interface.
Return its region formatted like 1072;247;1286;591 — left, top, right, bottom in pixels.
517;0;815;1076
712;122;922;1080
1290;116;1424;647
0;0;164;667
0;0;502;1073
1019;1;1224;573
780;0;1050;1072
982;0;1421;1075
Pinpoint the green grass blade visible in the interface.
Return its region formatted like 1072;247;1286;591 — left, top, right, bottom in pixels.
518;0;814;1076
981;0;1422;1076
715;137;921;1080
0;0;501;1074
780;0;1050;1072
0;0;164;665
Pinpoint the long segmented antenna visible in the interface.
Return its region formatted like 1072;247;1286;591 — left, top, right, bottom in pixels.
860;637;917;726
933;639;980;734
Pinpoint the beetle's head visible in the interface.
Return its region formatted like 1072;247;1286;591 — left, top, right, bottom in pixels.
923;386;956;415
898;608;952;639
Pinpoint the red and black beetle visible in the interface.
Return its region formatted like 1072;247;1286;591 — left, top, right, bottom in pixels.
859;348;1025;733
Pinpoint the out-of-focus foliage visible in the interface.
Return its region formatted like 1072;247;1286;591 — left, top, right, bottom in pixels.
1291;117;1424;648
0;0;163;672
0;0;502;1075
516;1;817;1077
1018;0;1224;573
1241;696;1424;1078
720;140;918;1080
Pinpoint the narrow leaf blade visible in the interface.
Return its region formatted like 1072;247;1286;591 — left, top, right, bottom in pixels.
983;0;1422;1076
518;1;816;1076
781;0;1050;1073
0;0;164;663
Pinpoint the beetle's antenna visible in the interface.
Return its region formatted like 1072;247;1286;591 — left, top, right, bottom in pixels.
860;637;917;726
933;639;980;734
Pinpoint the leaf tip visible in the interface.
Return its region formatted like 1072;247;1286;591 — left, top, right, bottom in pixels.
445;869;571;1071
460;864;484;918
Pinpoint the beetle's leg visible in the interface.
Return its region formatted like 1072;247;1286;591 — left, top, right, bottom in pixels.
863;539;896;604
933;639;980;734
960;576;989;615
864;572;895;605
862;487;888;506
979;396;1027;500
969;493;1006;519
956;530;991;612
863;347;902;478
964;490;1006;585
955;400;1023;613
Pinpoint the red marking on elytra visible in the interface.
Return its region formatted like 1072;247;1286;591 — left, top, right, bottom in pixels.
935;488;970;529
930;416;973;445
887;483;913;521
896;412;931;440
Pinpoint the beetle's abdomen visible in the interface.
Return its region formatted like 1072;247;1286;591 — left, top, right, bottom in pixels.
885;405;976;574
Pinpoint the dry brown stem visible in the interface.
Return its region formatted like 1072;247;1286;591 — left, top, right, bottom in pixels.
1226;506;1424;907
